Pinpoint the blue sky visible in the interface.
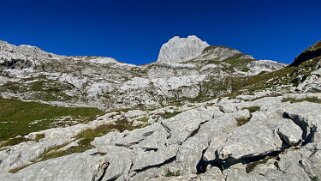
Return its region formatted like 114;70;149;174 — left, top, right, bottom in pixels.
0;0;320;65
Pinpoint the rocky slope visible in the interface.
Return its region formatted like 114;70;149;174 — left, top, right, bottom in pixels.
0;36;285;110
0;36;320;181
291;40;321;66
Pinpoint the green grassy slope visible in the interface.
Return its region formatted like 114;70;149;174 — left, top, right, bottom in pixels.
0;97;103;142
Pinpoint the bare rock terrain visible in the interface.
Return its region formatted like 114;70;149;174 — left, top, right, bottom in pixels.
0;36;320;181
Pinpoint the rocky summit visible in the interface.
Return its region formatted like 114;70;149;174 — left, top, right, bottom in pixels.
0;36;320;181
157;36;209;64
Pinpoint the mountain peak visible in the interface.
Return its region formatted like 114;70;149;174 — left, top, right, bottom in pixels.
157;35;209;64
0;40;59;63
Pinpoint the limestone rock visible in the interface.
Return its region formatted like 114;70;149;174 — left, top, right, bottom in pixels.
3;151;106;181
277;119;303;145
86;57;118;64
100;145;134;180
215;118;302;161
87;82;114;97
1;37;321;181
247;60;287;75
161;107;215;145
157;36;209;64
124;110;147;119
296;67;321;92
195;46;253;62
0;40;61;68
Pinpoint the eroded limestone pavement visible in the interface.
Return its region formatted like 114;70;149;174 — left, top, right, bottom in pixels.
0;37;321;180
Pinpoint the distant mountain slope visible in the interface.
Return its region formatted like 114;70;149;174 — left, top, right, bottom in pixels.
291;40;321;66
0;36;286;110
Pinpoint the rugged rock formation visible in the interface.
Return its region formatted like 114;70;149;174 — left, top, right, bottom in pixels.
247;59;287;75
0;36;320;181
1;94;321;181
291;40;321;66
0;37;286;110
193;46;254;62
157;35;209;64
0;41;60;62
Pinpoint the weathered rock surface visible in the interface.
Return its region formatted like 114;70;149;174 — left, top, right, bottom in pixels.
0;37;287;110
246;60;287;75
0;150;106;181
194;46;253;62
297;65;321;92
0;37;321;180
1;93;320;180
157;36;209;64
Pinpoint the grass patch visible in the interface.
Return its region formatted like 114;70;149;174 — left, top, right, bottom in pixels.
34;133;45;142
135;116;149;127
136;116;149;123
165;169;180;177
0;133;45;149
37;119;138;161
10;119;140;172
310;176;320;181
147;58;319;106
9;163;33;173
0;97;104;145
75;119;137;142
236;116;251;126
0;79;74;102
242;106;260;113
36;142;85;162
241;67;250;72
1;82;28;92
282;97;321;104
159;111;180;119
245;156;273;173
203;58;320;101
222;55;254;73
0;137;30;148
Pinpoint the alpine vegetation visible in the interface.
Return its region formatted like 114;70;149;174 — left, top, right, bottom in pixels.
0;36;321;181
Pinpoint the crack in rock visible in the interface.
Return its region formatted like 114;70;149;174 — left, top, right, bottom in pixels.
298;160;319;181
181;119;210;145
197;115;310;174
196;148;209;173
115;140;144;148
283;112;317;146
160;121;172;139
302;126;317;146
92;159;110;181
132;156;177;173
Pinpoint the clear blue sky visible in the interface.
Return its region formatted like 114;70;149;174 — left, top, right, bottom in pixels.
0;0;320;65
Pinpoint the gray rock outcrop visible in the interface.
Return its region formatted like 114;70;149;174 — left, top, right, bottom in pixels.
157;35;209;64
247;60;287;75
1;93;320;180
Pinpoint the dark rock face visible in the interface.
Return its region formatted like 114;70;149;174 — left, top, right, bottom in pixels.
0;59;33;69
291;40;321;66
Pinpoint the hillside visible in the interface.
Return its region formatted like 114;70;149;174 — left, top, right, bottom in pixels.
0;36;320;181
291;40;321;66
